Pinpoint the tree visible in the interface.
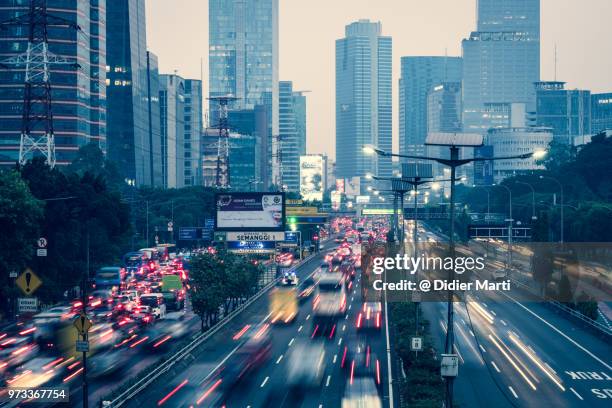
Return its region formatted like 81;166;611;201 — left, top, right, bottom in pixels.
538;139;573;173
0;171;43;319
66;142;123;189
531;245;554;295
188;253;227;331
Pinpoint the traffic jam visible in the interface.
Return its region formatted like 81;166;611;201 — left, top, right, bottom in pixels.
0;245;190;395
175;217;393;407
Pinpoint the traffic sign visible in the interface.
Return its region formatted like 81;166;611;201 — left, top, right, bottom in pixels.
167;221;173;232
441;354;459;377
9;271;18;278
18;297;38;312
411;336;423;351
76;340;89;352
37;237;47;248
73;313;93;335
15;269;42;295
37;248;47;257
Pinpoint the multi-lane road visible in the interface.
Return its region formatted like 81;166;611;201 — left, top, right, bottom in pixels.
118;247;394;408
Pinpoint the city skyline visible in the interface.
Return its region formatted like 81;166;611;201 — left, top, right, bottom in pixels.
146;0;612;160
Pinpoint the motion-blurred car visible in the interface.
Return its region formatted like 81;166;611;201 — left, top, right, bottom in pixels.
341;377;382;408
286;341;326;390
356;302;382;332
341;337;382;389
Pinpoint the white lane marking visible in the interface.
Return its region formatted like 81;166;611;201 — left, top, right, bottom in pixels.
351;296;354;302
342;324;346;332
276;355;283;364
333;354;337;364
461;318;467;325
306;314;310;320
500;319;507;326
318;405;323;408
348;304;352;310
491;361;501;373
338;337;343;346
288;338;295;347
570;387;584;400
470;330;475;337
260;376;269;387
508;386;518;399
503;292;612;371
345;314;349;320
490;310;496;316
325;375;331;387
298;325;303;332
479;344;487;353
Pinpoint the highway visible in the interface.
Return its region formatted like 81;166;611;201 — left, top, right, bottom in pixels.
118;245;393;408
416;223;612;407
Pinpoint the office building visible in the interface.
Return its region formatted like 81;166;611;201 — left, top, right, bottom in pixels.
462;0;540;133
487;127;552;182
399;57;462;157
0;0;106;166
159;74;185;188
183;79;203;186
202;128;259;191
535;81;591;145
279;81;302;191
293;91;307;158
145;51;163;187
107;0;151;185
209;0;279;183
336;19;392;184
591;93;612;134
228;106;270;188
326;158;336;192
426;82;462;178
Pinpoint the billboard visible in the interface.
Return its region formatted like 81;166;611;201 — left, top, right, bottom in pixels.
335;179;345;193
345;177;360;197
226;231;285;241
226;240;276;253
356;195;370;204
215;192;285;231
331;191;342;211
299;155;324;202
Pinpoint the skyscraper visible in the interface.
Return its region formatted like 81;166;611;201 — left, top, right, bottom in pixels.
183;79;203;186
159;74;185;189
209;0;279;186
145;51;163;187
279;81;299;191
0;0;106;166
336;19;392;183
399;57;462;157
462;0;540;133
293;91;307;158
107;0;150;186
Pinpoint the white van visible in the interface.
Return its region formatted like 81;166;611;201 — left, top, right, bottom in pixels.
139;293;166;319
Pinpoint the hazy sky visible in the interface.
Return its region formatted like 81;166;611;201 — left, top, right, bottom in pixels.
145;0;612;160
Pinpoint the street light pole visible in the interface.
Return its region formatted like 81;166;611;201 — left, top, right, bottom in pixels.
515;180;537;221
540;175;564;243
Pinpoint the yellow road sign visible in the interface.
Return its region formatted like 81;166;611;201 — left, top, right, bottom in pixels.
15;268;42;296
73;313;92;335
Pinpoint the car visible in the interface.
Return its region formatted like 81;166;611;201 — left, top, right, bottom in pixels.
341;377;382;408
356;302;383;332
341;336;382;389
139;293;166;319
281;270;299;285
286;341;326;390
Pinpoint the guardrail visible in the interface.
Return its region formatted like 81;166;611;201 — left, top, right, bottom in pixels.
510;277;612;337
102;251;321;408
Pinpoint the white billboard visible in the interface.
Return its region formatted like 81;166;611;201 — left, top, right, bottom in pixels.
331;191;342;211
345;176;360;197
216;193;285;231
300;155;324;202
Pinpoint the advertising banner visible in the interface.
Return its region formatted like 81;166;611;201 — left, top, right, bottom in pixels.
300;155;324;202
474;146;494;186
226;240;276;253
331;191;342;211
345;177;360;197
335;179;345;193
216;192;285;231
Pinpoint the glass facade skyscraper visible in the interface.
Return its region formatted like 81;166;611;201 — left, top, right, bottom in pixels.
209;0;278;186
159;74;185;189
336;19;392;182
145;51;162;187
293;91;307;158
462;0;540;133
0;0;106;166
279;81;299;192
399;57;462;157
107;0;150;185
183;79;203;186
591;93;612;134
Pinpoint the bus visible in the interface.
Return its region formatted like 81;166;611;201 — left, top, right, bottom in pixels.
94;266;124;290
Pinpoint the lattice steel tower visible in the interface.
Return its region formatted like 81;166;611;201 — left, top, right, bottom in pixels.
0;0;79;168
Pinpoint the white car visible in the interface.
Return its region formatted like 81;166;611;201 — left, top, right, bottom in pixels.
139;293;166;319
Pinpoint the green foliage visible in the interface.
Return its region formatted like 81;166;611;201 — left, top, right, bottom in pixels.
0;171;44;318
389;302;444;407
18;157;131;303
188;251;262;331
